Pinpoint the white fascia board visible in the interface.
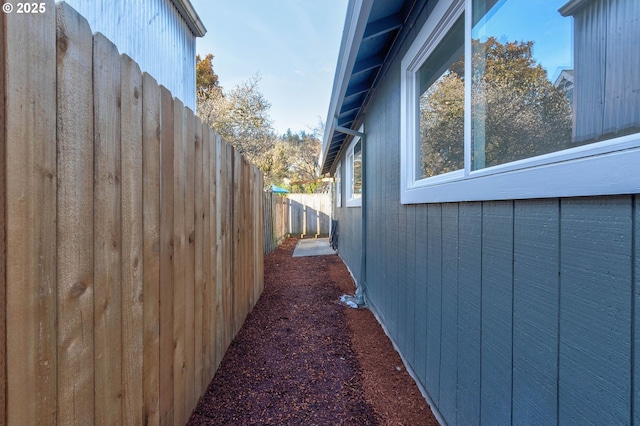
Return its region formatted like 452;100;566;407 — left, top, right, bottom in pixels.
320;0;374;175
172;0;207;37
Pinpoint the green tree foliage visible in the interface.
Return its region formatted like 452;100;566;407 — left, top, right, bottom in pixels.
271;129;322;193
196;53;221;101
195;57;322;189
420;37;572;176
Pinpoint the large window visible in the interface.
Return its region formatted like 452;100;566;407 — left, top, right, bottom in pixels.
400;0;640;203
346;135;362;207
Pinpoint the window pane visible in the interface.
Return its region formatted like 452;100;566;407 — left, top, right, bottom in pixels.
418;14;465;179
352;140;362;198
472;0;640;170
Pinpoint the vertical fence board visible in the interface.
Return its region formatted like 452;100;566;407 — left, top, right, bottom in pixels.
214;134;224;369
158;85;175;426
207;128;218;377
121;53;144;426
172;98;187;425
93;32;123;424
193;117;204;402
142;72;161;425
55;4;94;424
200;124;212;389
257;170;263;294
184;108;196;414
232;152;242;335
0;9;6;424
223;143;234;350
5;1;57;424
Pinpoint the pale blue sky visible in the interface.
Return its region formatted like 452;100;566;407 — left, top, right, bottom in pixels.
190;0;348;136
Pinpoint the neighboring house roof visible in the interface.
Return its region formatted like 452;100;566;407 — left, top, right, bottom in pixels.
59;0;206;109
321;0;424;175
171;0;207;37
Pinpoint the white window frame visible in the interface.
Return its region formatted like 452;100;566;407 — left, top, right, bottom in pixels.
335;162;342;208
400;0;640;204
346;134;362;207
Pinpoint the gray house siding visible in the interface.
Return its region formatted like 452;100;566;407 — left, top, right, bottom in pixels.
333;166;362;282
331;3;640;424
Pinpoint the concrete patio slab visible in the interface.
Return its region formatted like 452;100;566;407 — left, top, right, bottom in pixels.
292;238;336;257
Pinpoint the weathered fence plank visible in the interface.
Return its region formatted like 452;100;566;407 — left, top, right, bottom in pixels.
172;98;187;425
93;32;123;425
200;123;212;393
0;9;6;424
121;53;144;425
5;1;57;424
142;72;162;425
184;107;197;414
193;116;204;402
55;3;95;424
214;134;225;369
159;85;175;426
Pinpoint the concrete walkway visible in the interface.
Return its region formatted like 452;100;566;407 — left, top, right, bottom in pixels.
292;238;336;257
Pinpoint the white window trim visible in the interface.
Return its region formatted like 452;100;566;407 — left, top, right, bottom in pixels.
346;135;362;207
400;0;640;204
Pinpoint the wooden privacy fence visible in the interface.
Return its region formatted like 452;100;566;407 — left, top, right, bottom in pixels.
287;193;332;238
263;192;290;254
0;2;264;425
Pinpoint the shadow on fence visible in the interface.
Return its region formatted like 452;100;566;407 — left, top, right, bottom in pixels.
1;2;263;425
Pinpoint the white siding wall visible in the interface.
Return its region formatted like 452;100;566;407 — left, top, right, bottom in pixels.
60;0;197;108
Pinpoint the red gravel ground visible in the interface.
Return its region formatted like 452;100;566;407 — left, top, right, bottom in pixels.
188;238;438;425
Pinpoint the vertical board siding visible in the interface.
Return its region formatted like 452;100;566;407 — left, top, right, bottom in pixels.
439;203;458;424
512;199;559;425
480;201;514;425
456;203;482;426
559;197;632;425
332;4;640;426
635;196;640;426
426;204;442;402
2;5;264;424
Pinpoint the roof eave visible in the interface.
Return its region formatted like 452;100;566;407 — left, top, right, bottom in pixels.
320;0;374;175
172;0;207;37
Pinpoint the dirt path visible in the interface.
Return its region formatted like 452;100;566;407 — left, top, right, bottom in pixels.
188;238;438;425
